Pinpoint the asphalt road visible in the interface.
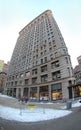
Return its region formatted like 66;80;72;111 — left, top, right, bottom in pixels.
0;107;81;130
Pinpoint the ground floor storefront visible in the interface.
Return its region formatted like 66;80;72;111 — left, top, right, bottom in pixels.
68;83;81;99
5;81;69;101
6;83;81;102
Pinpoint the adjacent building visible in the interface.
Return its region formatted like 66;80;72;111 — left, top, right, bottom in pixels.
73;65;81;84
6;10;75;101
68;56;81;99
0;60;9;93
77;56;81;70
73;56;81;84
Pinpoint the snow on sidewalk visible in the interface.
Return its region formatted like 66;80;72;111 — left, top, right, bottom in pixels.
0;105;72;122
0;93;72;122
0;94;81;122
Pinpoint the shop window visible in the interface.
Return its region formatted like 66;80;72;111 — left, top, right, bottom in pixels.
24;88;28;96
30;87;37;93
40;86;48;92
30;87;37;100
51;83;62;100
51;91;62;100
73;85;81;98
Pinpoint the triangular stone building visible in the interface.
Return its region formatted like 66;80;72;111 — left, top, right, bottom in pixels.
6;10;75;101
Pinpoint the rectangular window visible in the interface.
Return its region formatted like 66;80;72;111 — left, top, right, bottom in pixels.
44;57;47;63
11;82;13;86
65;57;68;64
19;80;23;85
15;81;18;86
25;79;29;85
67;67;70;76
16;75;18;79
41;65;47;72
51;83;62;100
52;71;61;80
41;74;48;83
51;60;59;69
20;73;24;78
25;71;30;77
12;76;14;80
32;77;37;84
32;69;37;75
41;59;43;64
51;83;62;91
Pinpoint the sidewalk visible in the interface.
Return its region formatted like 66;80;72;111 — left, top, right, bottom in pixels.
0;94;78;110
0;94;81;130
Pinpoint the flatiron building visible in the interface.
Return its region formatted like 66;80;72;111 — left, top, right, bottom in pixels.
6;10;75;101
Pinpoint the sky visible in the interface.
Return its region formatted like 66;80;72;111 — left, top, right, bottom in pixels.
0;0;81;68
1;94;81;122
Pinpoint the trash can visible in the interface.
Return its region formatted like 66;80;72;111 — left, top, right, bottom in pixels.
66;100;72;109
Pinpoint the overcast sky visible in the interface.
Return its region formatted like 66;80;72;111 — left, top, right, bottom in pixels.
0;0;81;68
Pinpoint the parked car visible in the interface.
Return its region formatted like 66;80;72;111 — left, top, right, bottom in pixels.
40;97;49;101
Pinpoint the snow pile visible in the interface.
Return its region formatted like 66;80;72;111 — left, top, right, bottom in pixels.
0;93;15;99
72;101;81;107
0;105;72;122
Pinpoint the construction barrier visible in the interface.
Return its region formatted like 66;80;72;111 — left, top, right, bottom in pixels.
27;104;36;110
